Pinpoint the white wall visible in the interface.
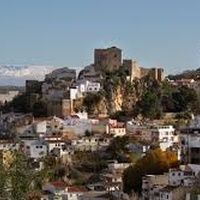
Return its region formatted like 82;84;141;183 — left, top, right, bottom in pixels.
29;144;47;158
35;121;47;133
70;88;78;100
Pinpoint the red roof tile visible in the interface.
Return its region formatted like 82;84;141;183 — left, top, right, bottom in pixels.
49;181;67;189
67;186;88;193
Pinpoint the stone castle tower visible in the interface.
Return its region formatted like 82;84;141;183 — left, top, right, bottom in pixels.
94;46;122;72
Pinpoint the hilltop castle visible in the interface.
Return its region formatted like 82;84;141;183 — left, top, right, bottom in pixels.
25;46;165;117
93;46;164;81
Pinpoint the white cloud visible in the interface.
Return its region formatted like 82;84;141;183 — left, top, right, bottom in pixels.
0;65;56;86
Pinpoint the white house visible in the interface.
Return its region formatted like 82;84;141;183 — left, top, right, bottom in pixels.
70;87;79;100
19;139;39;154
0;140;16;151
42;182;88;200
106;124;126;137
151;125;176;148
71;137;99;151
63;186;88;200
71;136;110;152
74;80;101;93
101;173;123;191
34;120;47;136
168;167;195;187
16;124;35;136
63;117;92;136
86;82;101;93
108;161;130;173
60;148;74;164
142;174;168;200
28;141;47;159
42;181;67;200
44;136;66;154
159;186;186;200
127;123;178;152
180;127;200;164
75;111;88;120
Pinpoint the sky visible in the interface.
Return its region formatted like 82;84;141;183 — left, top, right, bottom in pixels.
0;0;200;75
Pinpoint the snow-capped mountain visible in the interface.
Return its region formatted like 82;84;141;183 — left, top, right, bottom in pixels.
0;65;56;86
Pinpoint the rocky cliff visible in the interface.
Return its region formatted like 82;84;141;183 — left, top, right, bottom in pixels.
82;79;142;116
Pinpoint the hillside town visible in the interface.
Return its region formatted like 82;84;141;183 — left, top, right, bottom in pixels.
1;47;200;200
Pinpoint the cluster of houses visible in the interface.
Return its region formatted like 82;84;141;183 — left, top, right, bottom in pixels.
167;78;200;95
1;108;200;199
2;48;200;199
141;163;200;200
0;111;129;199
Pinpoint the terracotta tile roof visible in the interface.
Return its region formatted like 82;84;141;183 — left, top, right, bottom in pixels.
45;140;65;143
62;132;78;140
49;181;67;189
70;115;80;119
67;186;88;193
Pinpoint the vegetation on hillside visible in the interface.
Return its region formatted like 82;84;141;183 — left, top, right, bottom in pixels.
0;151;42;200
1;67;200;120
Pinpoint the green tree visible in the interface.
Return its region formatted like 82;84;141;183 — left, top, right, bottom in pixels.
9;93;29;113
32;101;47;117
73;151;107;173
172;86;199;113
83;92;103;114
8;152;32;200
107;136;130;162
135;90;162;119
0;162;8;199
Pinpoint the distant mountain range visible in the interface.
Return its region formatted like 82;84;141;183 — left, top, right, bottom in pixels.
0;65;56;86
168;68;200;80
